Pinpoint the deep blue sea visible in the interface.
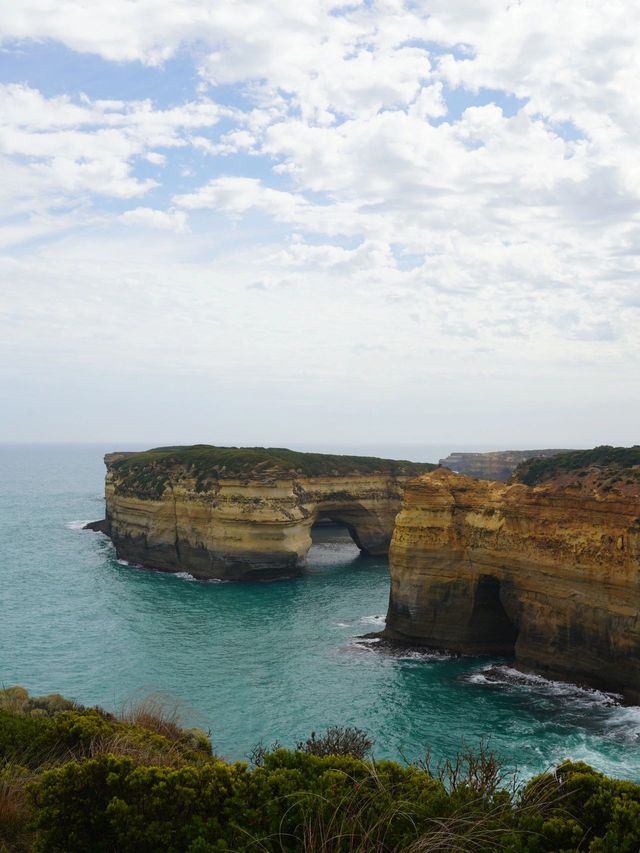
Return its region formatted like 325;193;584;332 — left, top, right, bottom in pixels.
2;444;639;780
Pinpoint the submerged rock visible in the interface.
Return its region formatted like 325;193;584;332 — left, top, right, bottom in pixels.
83;519;108;533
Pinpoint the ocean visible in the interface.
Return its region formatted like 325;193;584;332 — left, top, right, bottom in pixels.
1;443;639;780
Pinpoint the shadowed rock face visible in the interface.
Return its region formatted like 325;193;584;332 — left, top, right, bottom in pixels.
102;446;434;581
385;468;640;702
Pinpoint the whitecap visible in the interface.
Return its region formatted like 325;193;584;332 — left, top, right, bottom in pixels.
175;571;196;581
360;615;386;626
349;638;451;661
350;639;382;653
116;558;145;569
65;519;94;530
467;665;622;706
392;648;452;662
597;704;640;742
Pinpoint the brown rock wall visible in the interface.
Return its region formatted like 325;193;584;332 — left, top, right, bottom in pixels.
105;465;416;580
385;470;640;701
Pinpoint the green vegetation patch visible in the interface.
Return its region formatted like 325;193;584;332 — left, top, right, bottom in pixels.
3;688;640;852
108;445;436;498
513;445;640;487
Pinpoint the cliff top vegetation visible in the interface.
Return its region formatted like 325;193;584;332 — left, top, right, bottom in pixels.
107;445;436;496
512;445;640;487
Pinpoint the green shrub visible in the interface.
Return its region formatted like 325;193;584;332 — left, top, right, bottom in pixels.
31;756;250;853
4;691;640;853
26;751;640;852
0;712;55;767
295;726;373;759
0;705;211;771
510;762;640;852
30;751;458;852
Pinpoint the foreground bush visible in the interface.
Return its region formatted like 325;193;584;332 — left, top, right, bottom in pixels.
0;690;211;771
512;761;640;852
31;751;492;852
3;687;640;852
29;752;640;852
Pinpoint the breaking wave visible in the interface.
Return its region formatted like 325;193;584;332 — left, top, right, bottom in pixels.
359;614;386;626
65;519;93;530
467;665;622;706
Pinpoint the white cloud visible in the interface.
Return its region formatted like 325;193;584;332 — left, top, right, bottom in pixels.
120;207;188;232
1;1;640;443
145;152;167;166
0;83;223;244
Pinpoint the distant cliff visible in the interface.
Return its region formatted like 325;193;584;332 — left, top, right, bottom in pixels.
439;449;571;481
385;447;640;701
102;445;435;581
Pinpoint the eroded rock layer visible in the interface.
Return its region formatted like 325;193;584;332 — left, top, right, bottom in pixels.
103;445;434;581
385;459;640;701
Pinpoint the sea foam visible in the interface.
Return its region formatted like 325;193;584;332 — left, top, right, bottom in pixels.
359;614;386;626
468;664;622;706
65;519;93;530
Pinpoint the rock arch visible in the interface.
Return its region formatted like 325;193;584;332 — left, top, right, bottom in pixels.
309;501;393;557
103;448;433;580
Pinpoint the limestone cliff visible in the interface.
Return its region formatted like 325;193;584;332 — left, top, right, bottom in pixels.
439;449;571;481
385;448;640;701
103;445;434;581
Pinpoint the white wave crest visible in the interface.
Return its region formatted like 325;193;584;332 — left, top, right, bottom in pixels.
350;639;382;653
116;558;145;569
468;665;622;706
350;638;451;661
360;615;386;626
65;519;93;530
393;648;451;661
175;571;196;581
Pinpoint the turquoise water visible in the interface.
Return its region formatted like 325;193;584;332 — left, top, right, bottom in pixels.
2;444;640;780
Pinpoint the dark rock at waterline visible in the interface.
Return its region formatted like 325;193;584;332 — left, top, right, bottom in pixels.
83;519;108;534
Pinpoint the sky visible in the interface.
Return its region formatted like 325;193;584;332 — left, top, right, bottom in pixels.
0;1;638;451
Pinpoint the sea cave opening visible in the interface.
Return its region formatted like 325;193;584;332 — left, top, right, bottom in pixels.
311;516;363;550
468;575;519;656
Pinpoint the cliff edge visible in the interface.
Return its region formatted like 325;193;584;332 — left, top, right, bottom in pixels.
102;445;435;581
385;447;640;701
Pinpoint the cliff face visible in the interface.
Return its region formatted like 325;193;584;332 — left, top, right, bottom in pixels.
439;449;571;481
103;446;434;581
385;466;640;701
